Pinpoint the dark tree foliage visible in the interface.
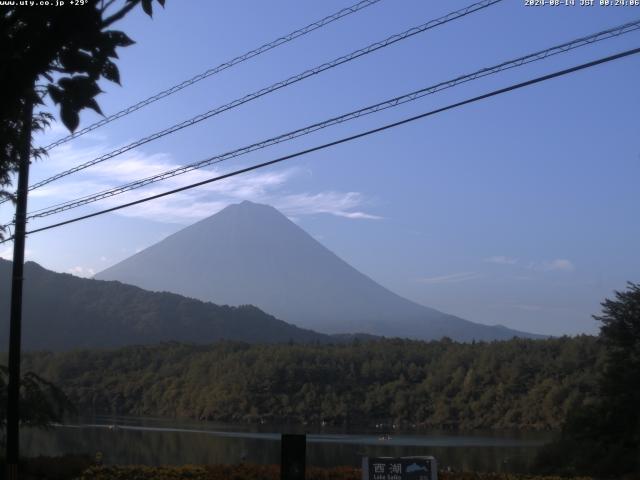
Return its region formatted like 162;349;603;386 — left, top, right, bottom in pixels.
0;0;164;211
18;336;602;431
536;283;640;477
0;365;75;444
596;282;640;412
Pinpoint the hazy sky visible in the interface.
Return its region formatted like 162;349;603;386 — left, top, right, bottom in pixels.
2;0;638;336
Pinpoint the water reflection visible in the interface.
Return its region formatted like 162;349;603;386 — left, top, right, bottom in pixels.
21;417;551;473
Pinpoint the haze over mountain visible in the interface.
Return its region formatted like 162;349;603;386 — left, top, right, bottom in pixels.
96;201;539;341
0;259;332;351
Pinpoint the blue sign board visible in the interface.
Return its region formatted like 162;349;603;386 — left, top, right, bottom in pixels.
362;456;437;480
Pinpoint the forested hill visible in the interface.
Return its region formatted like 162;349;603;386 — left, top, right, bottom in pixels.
20;336;602;430
0;259;332;350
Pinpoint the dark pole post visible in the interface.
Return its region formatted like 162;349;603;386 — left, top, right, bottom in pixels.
6;93;34;480
281;433;306;480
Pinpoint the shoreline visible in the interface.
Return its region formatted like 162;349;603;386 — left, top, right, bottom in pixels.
51;421;550;448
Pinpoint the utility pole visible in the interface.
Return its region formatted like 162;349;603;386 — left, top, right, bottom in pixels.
6;93;34;480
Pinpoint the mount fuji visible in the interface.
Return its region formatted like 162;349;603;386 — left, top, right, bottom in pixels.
95;201;539;341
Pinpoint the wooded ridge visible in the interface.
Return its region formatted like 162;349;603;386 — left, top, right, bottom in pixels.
15;336;601;430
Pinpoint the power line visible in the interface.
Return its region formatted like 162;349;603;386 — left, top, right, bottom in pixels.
41;0;384;151
25;19;640;220
4;46;637;243
19;0;503;197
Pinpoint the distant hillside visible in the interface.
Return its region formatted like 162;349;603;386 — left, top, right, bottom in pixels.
0;259;332;351
20;336;601;430
96;201;541;341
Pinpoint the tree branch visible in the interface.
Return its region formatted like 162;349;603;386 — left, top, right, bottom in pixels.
100;0;118;15
102;0;140;28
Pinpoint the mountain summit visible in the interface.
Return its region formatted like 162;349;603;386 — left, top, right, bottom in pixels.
96;201;538;341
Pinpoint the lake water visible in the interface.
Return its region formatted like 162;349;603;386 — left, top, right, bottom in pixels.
21;416;553;473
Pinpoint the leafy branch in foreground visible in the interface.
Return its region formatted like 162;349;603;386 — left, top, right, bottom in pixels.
0;365;75;444
0;0;165;236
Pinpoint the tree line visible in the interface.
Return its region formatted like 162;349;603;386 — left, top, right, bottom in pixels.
16;335;602;431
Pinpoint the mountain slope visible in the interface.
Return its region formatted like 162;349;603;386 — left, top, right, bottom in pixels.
96;201;539;341
0;259;332;351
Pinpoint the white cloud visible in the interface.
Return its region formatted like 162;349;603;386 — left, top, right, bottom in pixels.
513;304;545;312
481;255;575;273
271;192;382;220
417;272;482;284
0;247;34;261
489;302;573;313
67;266;96;277
29;142;381;224
506;303;574;313
484;255;518;265
545;259;575;271
529;259;575;272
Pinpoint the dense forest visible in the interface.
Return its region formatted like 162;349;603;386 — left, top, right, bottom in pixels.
18;336;602;430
